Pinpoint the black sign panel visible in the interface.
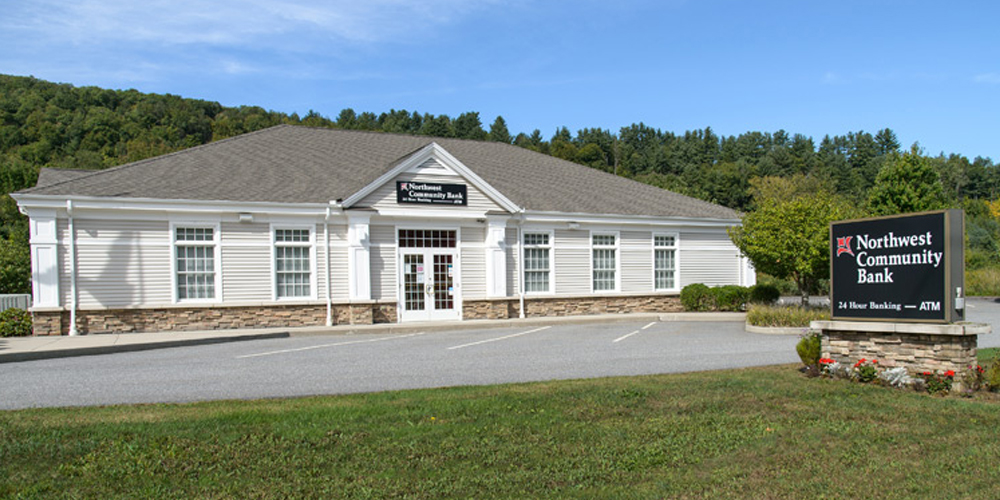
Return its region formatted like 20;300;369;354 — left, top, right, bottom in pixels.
396;181;467;206
830;210;963;323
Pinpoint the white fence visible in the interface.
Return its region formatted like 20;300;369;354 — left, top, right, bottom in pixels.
0;294;30;312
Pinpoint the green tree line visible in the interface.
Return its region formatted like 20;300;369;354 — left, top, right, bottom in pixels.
1;74;998;294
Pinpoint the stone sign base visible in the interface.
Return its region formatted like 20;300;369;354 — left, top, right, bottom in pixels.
811;320;992;385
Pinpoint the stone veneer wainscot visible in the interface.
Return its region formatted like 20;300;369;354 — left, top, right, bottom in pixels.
812;320;992;387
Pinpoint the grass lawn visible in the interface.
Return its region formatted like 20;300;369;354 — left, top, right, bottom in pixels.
3;350;1000;499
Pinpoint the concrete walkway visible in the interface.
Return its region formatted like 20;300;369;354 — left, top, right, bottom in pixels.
0;312;746;363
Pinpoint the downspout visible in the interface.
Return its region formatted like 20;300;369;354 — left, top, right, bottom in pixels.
325;206;333;327
66;200;79;336
517;209;526;319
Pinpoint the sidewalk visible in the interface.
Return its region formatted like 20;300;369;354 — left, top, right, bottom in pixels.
0;311;745;364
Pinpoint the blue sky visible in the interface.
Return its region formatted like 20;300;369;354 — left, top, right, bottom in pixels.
3;0;998;160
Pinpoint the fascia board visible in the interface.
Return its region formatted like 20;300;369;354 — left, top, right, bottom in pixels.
521;210;742;227
12;193;337;215
339;142;521;213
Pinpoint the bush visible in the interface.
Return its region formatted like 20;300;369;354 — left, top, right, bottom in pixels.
985;355;1000;392
967;267;1000;297
796;331;822;367
746;304;830;327
0;308;32;337
755;273;798;296
680;283;714;311
748;284;780;305
713;285;749;311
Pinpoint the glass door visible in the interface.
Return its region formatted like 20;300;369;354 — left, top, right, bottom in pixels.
399;249;460;322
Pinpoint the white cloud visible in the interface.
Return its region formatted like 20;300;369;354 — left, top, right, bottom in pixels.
2;0;499;49
974;72;1000;84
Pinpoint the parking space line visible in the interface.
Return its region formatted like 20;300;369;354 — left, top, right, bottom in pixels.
641;322;656;330
446;326;551;350
237;332;426;359
612;330;640;343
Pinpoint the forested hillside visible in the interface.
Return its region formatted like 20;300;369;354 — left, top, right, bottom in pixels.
1;73;998;295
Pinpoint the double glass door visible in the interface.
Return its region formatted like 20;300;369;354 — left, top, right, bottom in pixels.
400;250;459;321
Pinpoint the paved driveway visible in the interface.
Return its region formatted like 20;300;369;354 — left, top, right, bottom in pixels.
1;320;799;409
2;298;996;410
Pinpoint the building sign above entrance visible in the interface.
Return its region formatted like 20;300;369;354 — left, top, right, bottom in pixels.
830;210;964;323
396;181;467;206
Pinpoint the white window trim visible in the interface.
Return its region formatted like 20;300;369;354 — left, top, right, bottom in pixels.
270;224;318;301
522;229;554;295
589;230;620;293
653;231;680;292
170;221;222;304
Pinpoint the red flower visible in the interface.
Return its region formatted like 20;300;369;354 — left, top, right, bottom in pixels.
944;370;955;378
872;360;878;364
923;371;932;376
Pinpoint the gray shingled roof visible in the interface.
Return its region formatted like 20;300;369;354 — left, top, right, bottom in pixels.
35;168;97;188
20;125;739;220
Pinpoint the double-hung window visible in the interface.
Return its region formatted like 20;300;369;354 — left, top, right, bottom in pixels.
174;226;218;301
523;232;551;293
274;228;313;299
592;232;618;292
654;233;678;291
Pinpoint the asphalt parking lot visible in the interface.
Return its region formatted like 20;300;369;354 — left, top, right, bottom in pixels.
2;298;996;410
1;319;800;410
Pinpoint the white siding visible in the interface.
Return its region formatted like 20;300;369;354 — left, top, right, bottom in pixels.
358;172;503;212
221;245;271;302
553;229;589;295
679;230;742;286
329;225;349;301
369;224;395;301
461;226;486;299
59;218;172;308
620;230;652;293
505;227;519;295
220;222;271;302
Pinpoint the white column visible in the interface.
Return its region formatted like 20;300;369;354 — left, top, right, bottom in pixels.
347;212;372;301
28;208;60;308
485;216;508;298
741;255;757;287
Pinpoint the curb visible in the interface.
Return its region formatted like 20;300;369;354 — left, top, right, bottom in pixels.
0;332;290;364
744;323;810;335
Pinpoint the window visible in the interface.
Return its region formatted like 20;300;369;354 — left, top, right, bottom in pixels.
274;228;312;298
398;229;456;248
592;233;618;292
175;226;217;300
654;233;678;291
523;232;551;293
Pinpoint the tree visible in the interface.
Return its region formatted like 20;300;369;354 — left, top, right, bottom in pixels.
867;146;948;215
453;112;487;140
0;232;30;294
488;116;511;144
730;177;856;305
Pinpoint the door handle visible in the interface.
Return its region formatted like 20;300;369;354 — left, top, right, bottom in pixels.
425;283;435;296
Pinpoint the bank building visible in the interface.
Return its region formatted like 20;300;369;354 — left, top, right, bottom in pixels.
14;125;754;335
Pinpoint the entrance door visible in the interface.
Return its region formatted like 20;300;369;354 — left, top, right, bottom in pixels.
399;250;459;321
397;229;460;322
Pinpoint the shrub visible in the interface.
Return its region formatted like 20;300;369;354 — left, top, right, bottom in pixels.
852;359;879;383
0;308;32;337
967;267;1000;297
985;355;1000;392
796;331;822;367
713;285;749;311
680;283;713;311
878;367;914;388
748;284;780;305
755;273;798;295
746;304;830;327
920;370;955;395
